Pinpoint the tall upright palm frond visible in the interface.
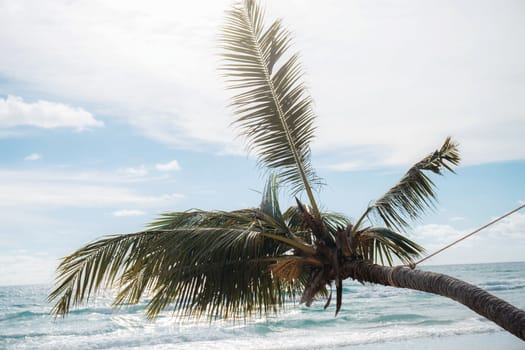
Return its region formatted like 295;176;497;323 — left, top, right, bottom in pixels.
220;0;322;218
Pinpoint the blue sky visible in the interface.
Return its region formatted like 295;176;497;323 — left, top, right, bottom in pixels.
0;0;524;286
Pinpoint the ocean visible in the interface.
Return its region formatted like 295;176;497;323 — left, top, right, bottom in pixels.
1;262;524;349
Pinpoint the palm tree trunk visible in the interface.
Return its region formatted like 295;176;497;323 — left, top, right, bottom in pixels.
339;261;525;341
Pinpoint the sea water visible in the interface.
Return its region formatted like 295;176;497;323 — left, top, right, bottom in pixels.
1;262;524;349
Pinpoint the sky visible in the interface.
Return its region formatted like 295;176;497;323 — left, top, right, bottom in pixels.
0;0;524;286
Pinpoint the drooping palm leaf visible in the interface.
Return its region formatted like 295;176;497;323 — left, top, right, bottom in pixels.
137;226;281;320
354;137;460;231
322;212;351;238
355;227;424;266
48;230;163;317
49;173;329;320
48;205;316;320
220;0;323;216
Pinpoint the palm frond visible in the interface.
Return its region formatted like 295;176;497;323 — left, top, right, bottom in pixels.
259;174;286;230
270;256;322;283
220;0;322;216
356;227;425;266
137;226;285;320
48;230;163;317
281;204;350;245
354;137;460;231
322;212;351;237
49;203;317;319
148;209;253;231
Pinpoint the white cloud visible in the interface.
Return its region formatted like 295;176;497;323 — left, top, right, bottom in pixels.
410;212;525;265
24;153;41;161
486;212;525;239
0;95;103;131
413;212;525;245
113;209;146;217
449;216;465;222
0;169;184;208
155;160;181;172
0;182;182;208
118;165;148;177
411;224;469;246
0;1;524;166
322;161;365;172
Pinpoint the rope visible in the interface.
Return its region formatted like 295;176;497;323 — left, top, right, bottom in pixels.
408;203;525;269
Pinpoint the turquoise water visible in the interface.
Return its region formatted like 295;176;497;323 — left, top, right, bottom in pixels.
1;262;524;349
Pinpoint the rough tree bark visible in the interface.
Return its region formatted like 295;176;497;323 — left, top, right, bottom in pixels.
339;261;525;341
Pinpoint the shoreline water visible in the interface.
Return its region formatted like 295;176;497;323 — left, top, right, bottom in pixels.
114;332;523;350
1;262;524;349
345;332;524;350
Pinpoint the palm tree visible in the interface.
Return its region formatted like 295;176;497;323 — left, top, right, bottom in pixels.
48;0;525;341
